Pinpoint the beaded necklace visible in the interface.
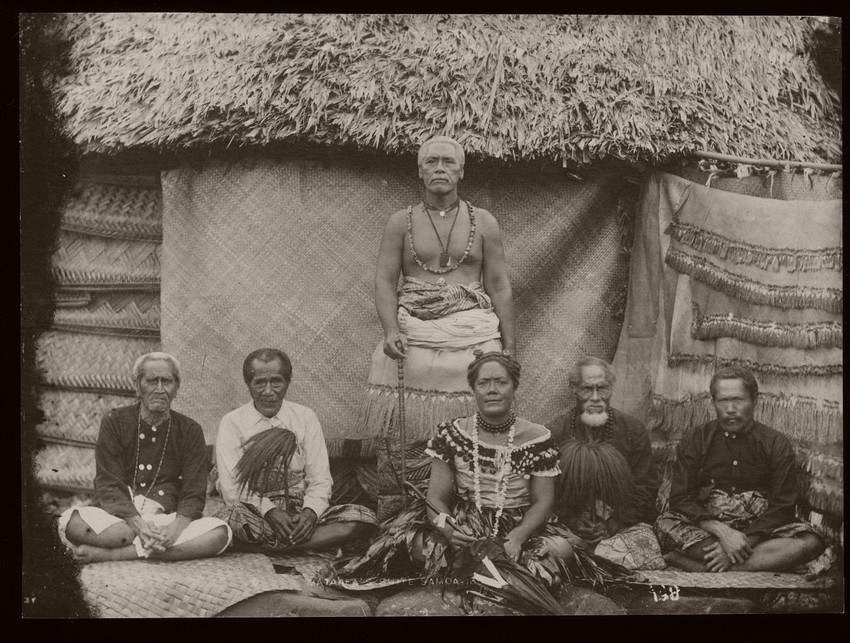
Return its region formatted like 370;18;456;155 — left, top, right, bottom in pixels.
425;208;459;268
132;404;173;513
571;407;614;442
423;198;460;219
471;414;515;538
475;410;516;435
407;202;476;275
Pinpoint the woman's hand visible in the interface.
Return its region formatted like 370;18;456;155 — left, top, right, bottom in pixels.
503;535;523;561
438;523;477;548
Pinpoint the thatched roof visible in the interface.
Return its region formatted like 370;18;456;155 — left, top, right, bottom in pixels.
44;13;841;166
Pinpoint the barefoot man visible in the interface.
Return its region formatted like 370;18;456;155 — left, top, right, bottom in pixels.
58;352;231;562
359;135;516;520
655;366;825;573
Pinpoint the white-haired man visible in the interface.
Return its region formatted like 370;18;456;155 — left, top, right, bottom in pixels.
360;135;516;520
58;352;231;563
546;357;664;570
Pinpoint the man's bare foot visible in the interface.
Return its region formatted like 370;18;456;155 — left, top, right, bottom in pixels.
72;544;139;563
664;551;705;572
72;544;114;563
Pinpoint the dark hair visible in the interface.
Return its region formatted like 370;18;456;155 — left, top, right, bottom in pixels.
466;350;521;389
709;366;758;401
242;348;293;384
567;356;615;389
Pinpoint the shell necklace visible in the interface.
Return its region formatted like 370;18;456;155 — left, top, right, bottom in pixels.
132;405;172;513
407;202;476;274
472;414;515;538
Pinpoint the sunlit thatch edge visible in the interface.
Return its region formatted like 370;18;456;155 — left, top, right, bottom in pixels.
45;13;841;166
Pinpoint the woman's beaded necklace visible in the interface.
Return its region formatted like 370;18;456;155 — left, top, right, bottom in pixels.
471;414;516;538
407;201;476;274
132;404;172;513
475;410;516;435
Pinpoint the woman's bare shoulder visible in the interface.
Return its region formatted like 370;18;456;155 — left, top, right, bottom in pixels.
512;418;550;446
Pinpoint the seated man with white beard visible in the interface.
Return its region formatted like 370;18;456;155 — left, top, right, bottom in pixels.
546;357;665;570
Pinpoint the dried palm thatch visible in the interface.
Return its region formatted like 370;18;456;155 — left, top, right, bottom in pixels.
43;14;841;165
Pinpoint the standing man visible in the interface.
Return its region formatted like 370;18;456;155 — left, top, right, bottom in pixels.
360;135;516;520
656;366;826;572
216;348;377;552
546;357;664;570
58;352;231;563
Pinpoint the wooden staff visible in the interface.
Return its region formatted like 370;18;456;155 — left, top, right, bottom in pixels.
397;357;407;508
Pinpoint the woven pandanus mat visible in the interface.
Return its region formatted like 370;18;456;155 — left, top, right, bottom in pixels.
79;552;300;618
265;551;336;580
630;570;840;590
53;292;161;338
161;159;631;448
61;179;162;241
34;442;95;490
52;230;161;290
36;331;159;394
36;389;130;445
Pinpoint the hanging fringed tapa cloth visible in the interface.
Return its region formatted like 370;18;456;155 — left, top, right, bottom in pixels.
610;170;842;535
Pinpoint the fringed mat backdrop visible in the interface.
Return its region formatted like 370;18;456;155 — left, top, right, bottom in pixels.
160;158;631;453
612;170;843;544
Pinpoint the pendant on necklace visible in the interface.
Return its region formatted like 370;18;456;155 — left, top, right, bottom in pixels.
439;210;446;218
439;252;451;267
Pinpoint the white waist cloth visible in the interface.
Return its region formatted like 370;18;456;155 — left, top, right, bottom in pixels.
399;307;501;351
58;492;231;558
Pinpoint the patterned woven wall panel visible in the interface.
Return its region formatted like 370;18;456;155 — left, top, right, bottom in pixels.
37;390;132;445
36;330;159;395
53;292;160;337
34;443;96;491
61;178;162;241
34;173;162;495
52;230;160;290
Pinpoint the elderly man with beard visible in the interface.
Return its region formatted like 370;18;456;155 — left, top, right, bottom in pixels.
58;352;232;563
656;366;825;573
546;357;665;571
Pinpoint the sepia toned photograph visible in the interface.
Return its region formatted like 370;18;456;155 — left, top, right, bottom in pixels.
21;13;842;619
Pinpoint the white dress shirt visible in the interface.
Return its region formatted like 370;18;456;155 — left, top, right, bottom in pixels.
216;400;332;518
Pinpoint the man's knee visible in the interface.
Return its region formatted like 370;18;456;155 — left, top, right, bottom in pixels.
202;524;231;555
797;533;825;561
336;521;375;542
683;536;715;560
63;510;86;544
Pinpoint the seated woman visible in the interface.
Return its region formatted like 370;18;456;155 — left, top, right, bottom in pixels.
339;351;575;587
